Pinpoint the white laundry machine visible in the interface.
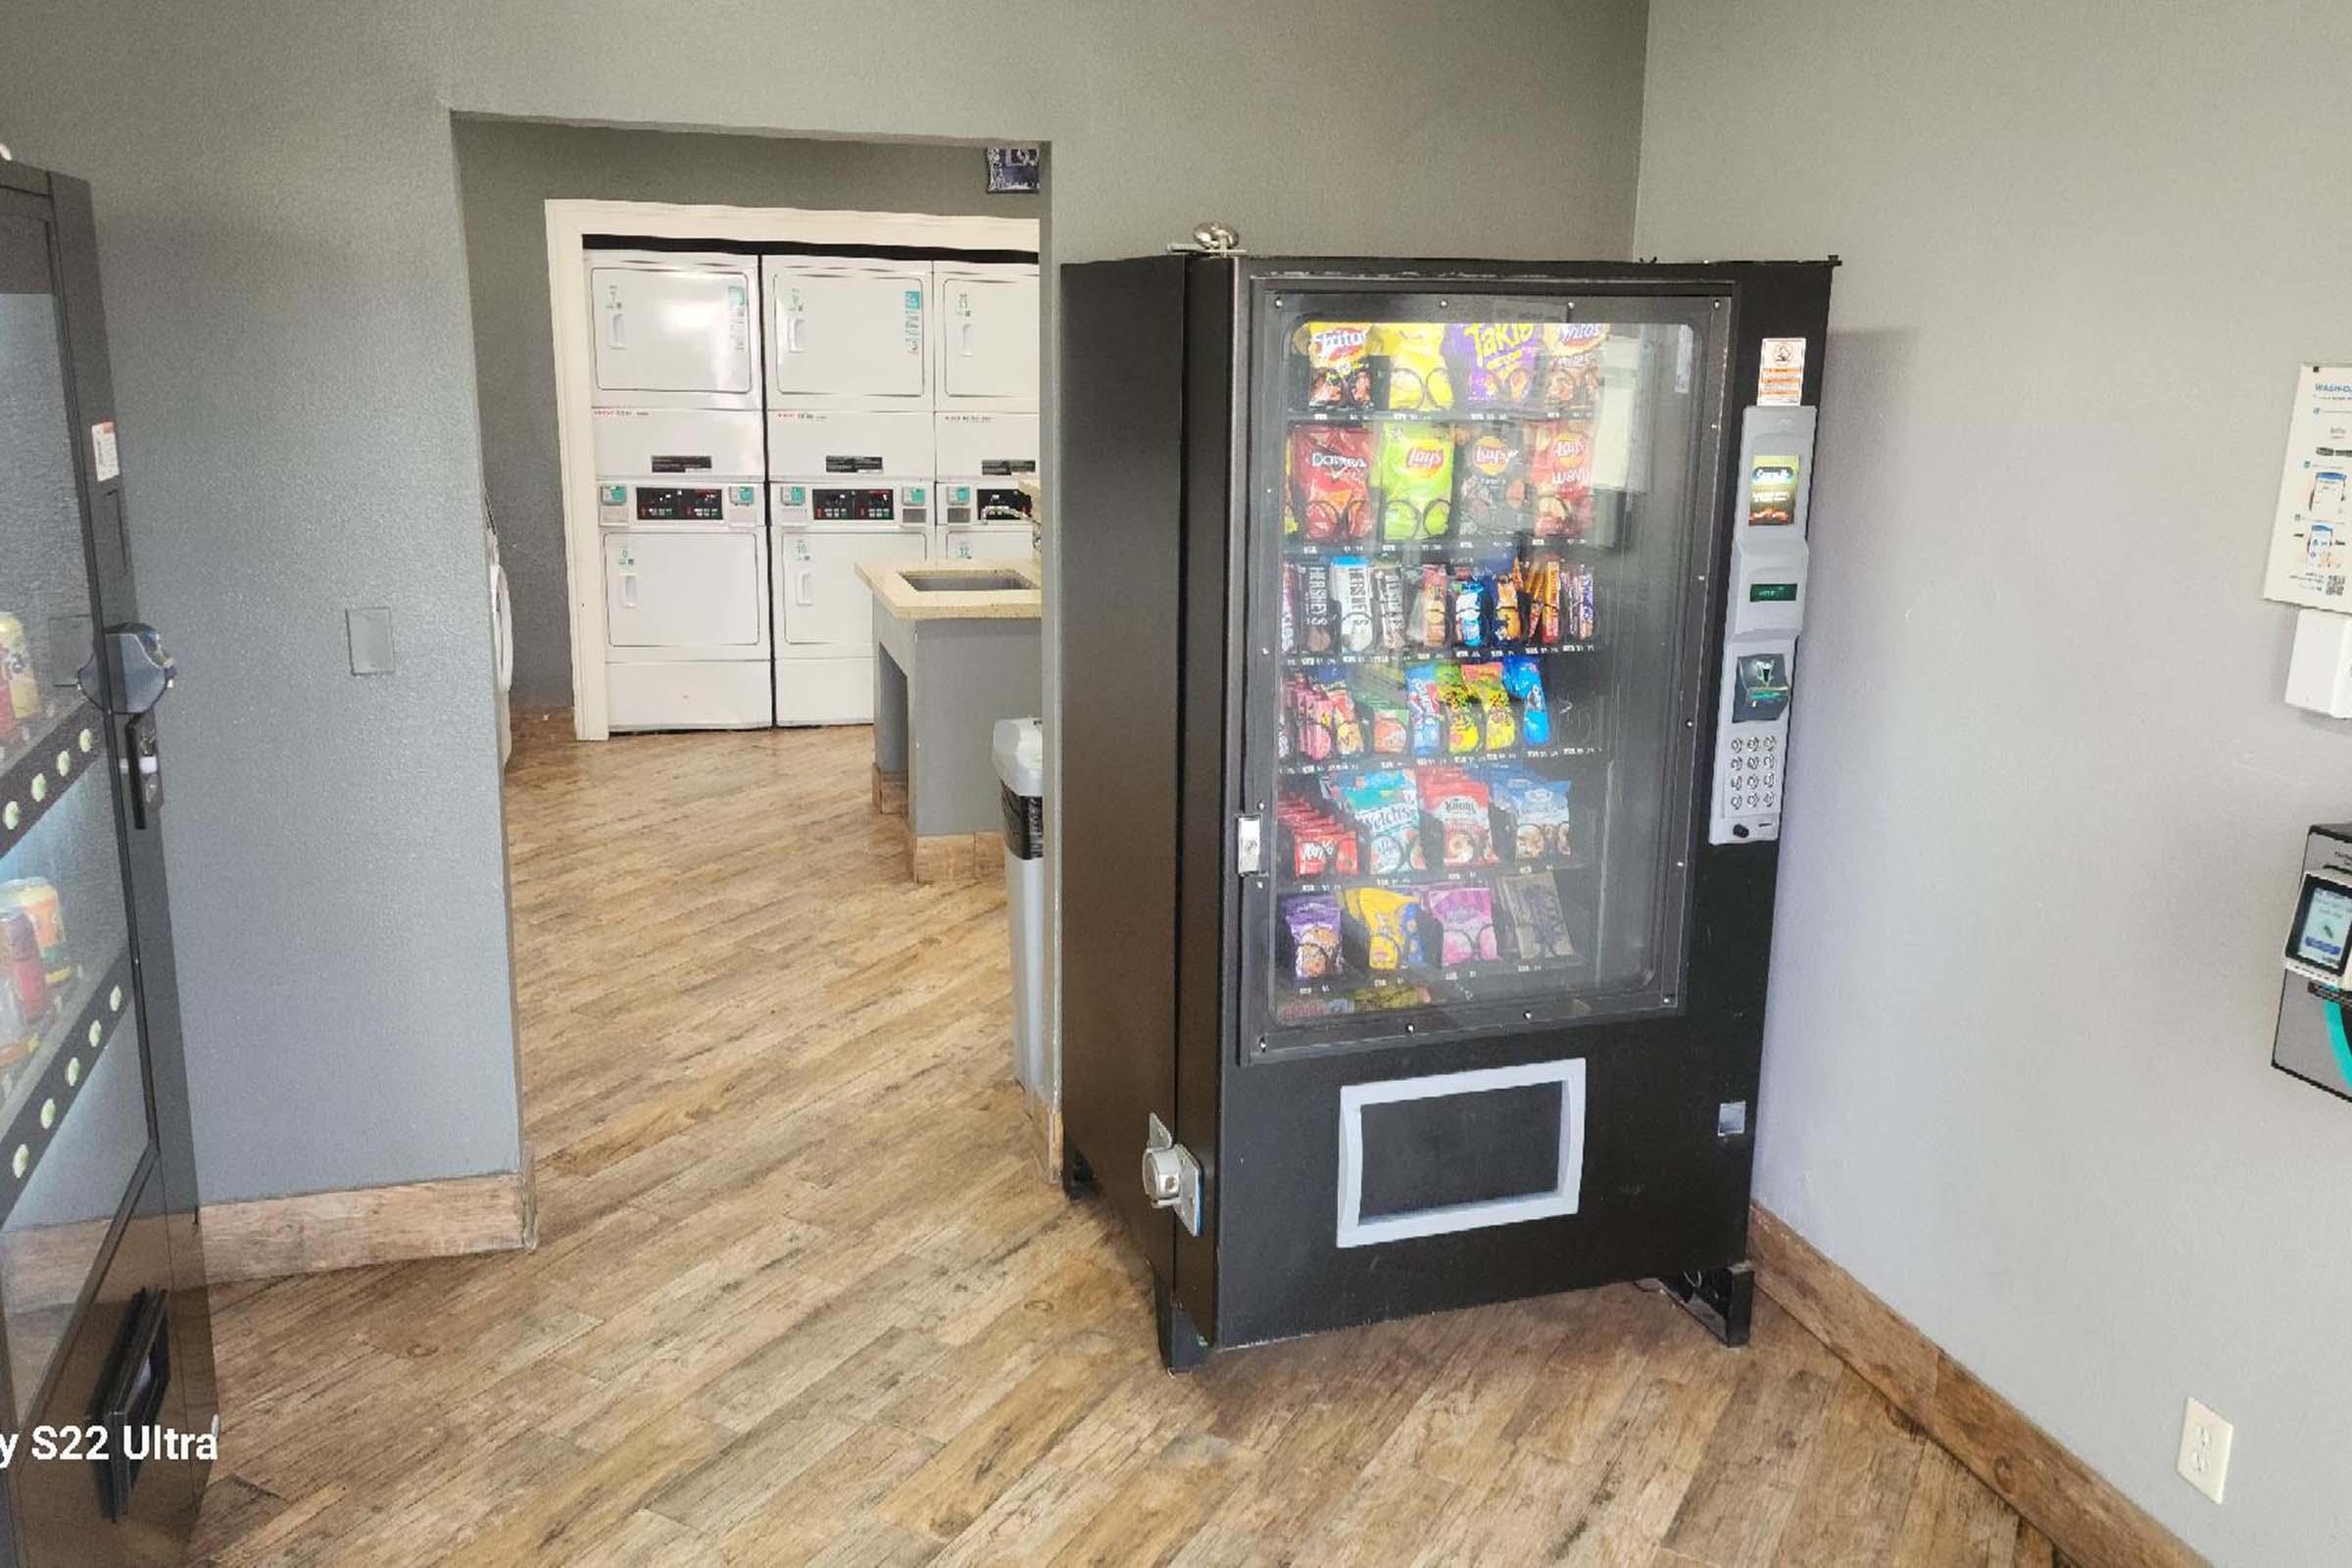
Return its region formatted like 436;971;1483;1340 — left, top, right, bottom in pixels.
763;256;935;412
595;408;772;729
935;410;1038;563
487;518;514;767
769;409;932;725
935;262;1039;412
587;250;760;413
587;249;770;729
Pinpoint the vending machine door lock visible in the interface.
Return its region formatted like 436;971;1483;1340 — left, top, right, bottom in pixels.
1142;1114;1202;1236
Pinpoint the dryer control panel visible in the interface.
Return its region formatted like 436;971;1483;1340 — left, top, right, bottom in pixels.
598;481;760;529
1708;406;1815;845
772;481;929;527
943;484;1035;527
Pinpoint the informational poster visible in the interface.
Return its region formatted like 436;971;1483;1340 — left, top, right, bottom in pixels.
2263;365;2352;609
1757;337;1806;405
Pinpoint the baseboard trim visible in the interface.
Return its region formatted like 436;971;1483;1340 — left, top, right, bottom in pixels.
202;1169;537;1284
1749;1203;2204;1568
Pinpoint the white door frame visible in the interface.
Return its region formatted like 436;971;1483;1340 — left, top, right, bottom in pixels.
545;198;1040;738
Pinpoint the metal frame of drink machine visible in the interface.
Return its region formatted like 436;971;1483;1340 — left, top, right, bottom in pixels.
0;157;217;1562
1059;252;1836;1367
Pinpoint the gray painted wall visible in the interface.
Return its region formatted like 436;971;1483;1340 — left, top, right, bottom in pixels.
1637;2;2352;1560
452;121;1043;706
0;0;1647;1208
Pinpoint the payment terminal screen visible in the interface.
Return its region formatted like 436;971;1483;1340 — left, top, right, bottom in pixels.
2295;882;2352;972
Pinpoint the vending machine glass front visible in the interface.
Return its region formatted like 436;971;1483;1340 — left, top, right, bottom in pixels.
1243;281;1731;1058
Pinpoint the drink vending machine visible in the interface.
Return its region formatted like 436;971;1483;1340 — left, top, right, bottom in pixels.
1060;253;1834;1366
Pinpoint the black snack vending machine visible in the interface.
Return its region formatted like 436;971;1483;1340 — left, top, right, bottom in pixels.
1061;255;1833;1367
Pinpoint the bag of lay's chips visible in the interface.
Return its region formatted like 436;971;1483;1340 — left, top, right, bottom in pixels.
1455;427;1530;535
1369;322;1453;412
1445;321;1542;406
1377;423;1453;540
1294;321;1372;408
1527;419;1595;539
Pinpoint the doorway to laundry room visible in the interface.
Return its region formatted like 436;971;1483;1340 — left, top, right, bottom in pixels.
446;118;1054;1251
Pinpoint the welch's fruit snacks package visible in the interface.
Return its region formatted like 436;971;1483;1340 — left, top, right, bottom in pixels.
1338;767;1426;874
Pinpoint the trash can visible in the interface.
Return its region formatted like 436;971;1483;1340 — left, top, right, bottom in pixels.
993;718;1047;1094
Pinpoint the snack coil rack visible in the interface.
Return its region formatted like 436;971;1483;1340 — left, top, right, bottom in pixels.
1279;741;1602;779
1287;948;1592;1003
0;702;105;864
1281;645;1594;669
1284;539;1608;562
1285;855;1592;896
0;949;135;1229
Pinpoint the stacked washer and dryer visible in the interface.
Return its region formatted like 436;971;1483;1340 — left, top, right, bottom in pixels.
585;247;1039;731
934;262;1042;562
588;250;772;730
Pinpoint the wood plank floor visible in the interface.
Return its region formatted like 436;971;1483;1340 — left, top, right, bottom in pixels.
188;719;2057;1566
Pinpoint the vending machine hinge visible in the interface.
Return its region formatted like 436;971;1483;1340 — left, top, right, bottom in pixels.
1234;813;1262;876
1142;1113;1202;1236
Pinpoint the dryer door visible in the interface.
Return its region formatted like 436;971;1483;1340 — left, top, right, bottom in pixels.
604;531;764;651
588;264;757;400
777;528;928;650
939;270;1039;403
767;265;930;400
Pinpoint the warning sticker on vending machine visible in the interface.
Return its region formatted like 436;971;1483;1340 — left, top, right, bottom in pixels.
1757;338;1806;405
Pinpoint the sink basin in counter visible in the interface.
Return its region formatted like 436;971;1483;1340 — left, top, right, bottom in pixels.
858;558;1041;621
901;570;1031;593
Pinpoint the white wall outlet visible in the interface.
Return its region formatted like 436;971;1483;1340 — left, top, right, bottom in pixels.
2177;1396;2233;1503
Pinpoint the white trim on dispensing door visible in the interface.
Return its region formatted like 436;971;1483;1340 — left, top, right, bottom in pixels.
1335;1058;1587;1249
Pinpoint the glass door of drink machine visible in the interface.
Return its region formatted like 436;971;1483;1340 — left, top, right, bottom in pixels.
1247;285;1728;1056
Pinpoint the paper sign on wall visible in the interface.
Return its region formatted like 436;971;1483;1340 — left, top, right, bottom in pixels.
90;420;119;482
2263;366;2352;610
1757;338;1806;406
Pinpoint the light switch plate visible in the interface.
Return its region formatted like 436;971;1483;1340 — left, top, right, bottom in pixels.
346;607;395;675
2177;1396;2232;1503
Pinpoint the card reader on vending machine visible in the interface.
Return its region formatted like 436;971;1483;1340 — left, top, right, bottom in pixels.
2274;824;2352;1100
1709;407;1815;843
